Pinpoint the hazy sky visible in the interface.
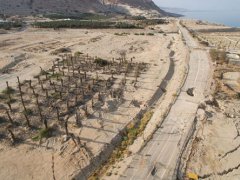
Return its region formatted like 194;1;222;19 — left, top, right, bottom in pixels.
153;0;240;10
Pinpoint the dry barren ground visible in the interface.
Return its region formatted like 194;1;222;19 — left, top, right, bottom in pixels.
0;22;186;179
182;20;240;180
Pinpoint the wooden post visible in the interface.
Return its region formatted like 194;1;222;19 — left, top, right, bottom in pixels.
43;118;48;129
60;79;64;87
45;88;49;98
28;80;32;89
7;102;12;112
6;81;9;90
36;94;43;122
88;84;91;92
65;120;69;136
98;91;101;102
6;110;13;124
84;106;88;117
20;92;27;112
40;80;44;91
17;76;21;86
80;77;83;85
59;91;62;100
91;98;94;108
67;59;70;72
24;113;31;128
76;112;82;127
7;129;15;143
67;100;70;111
49;78;52;86
75;95;78;106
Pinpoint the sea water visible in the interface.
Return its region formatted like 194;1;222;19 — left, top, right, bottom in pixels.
181;10;240;27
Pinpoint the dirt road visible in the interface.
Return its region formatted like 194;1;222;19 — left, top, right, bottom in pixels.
119;22;211;180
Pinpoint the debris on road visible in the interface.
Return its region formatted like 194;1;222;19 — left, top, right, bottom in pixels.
151;166;157;176
187;88;195;96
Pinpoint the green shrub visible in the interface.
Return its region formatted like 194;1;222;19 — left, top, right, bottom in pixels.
32;128;52;141
33;20;115;29
44;13;107;20
74;51;83;56
115;22;139;29
0;21;23;30
131;15;146;20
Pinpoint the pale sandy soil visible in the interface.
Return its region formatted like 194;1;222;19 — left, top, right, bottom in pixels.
181;19;228;31
186;100;240;180
102;32;188;179
183;20;240;180
182;19;240;50
0;21;186;179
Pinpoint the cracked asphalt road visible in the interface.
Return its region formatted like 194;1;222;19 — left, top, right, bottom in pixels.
119;22;211;180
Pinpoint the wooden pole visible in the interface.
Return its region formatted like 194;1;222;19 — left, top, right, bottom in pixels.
65;120;69;136
43;118;48;129
6;110;13;124
7;129;15;143
24;113;31;128
7;102;12;112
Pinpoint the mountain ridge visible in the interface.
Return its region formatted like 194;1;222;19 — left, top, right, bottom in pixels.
0;0;167;17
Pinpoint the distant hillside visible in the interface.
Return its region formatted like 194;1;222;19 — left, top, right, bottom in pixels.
0;0;168;17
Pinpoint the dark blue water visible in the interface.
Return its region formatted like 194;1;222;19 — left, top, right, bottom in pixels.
181;10;240;27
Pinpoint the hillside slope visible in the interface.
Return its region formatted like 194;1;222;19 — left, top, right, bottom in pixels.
0;0;167;16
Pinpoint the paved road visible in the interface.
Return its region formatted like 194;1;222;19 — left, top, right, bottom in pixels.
119;23;210;180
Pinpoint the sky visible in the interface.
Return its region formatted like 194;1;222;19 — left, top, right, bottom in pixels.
153;0;240;11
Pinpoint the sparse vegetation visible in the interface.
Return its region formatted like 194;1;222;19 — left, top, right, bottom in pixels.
130;15;146;20
32;128;52;141
51;47;71;55
0;52;148;145
114;32;130;36
90;110;153;178
32;20;140;29
43;13;108;20
74;51;84;56
0;21;23;30
147;33;154;36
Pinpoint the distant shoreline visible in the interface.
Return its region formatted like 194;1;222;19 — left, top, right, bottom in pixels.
163;7;240;28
